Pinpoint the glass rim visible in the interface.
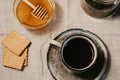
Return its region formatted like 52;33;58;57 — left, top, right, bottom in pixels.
93;0;119;4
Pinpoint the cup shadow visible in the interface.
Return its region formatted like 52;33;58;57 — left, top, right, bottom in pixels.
73;45;111;80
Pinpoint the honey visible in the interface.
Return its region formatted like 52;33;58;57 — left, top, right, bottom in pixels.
16;0;54;29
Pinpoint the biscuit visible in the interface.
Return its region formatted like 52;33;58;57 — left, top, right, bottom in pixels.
21;49;28;66
2;31;31;56
3;48;25;70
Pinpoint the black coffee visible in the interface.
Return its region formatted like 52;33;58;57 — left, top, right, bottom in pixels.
62;37;94;69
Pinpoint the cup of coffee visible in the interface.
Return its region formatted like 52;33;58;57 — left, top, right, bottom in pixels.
50;35;97;73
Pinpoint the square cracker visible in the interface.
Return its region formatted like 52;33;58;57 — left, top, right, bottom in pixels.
3;48;25;70
2;31;31;56
21;49;28;66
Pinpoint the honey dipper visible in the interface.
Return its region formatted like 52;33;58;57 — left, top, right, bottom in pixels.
23;0;48;19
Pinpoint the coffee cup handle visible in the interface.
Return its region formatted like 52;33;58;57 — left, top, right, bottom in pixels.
50;40;62;48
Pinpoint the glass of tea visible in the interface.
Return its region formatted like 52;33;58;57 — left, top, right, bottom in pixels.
81;0;119;18
13;0;55;29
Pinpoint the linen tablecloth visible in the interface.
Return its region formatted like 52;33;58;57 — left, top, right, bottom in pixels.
0;0;120;80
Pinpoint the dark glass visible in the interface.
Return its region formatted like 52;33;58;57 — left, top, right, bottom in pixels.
81;0;119;18
85;0;115;10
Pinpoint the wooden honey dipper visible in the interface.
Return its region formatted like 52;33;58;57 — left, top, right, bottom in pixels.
23;0;48;19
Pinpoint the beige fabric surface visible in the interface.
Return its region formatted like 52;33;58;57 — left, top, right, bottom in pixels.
0;0;120;80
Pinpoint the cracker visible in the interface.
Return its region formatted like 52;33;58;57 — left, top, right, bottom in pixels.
24;59;28;66
2;31;31;56
21;49;28;66
3;48;25;70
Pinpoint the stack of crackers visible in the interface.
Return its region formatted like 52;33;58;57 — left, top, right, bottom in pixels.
1;31;31;70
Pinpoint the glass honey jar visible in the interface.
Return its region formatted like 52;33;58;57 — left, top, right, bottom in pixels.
13;0;55;29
